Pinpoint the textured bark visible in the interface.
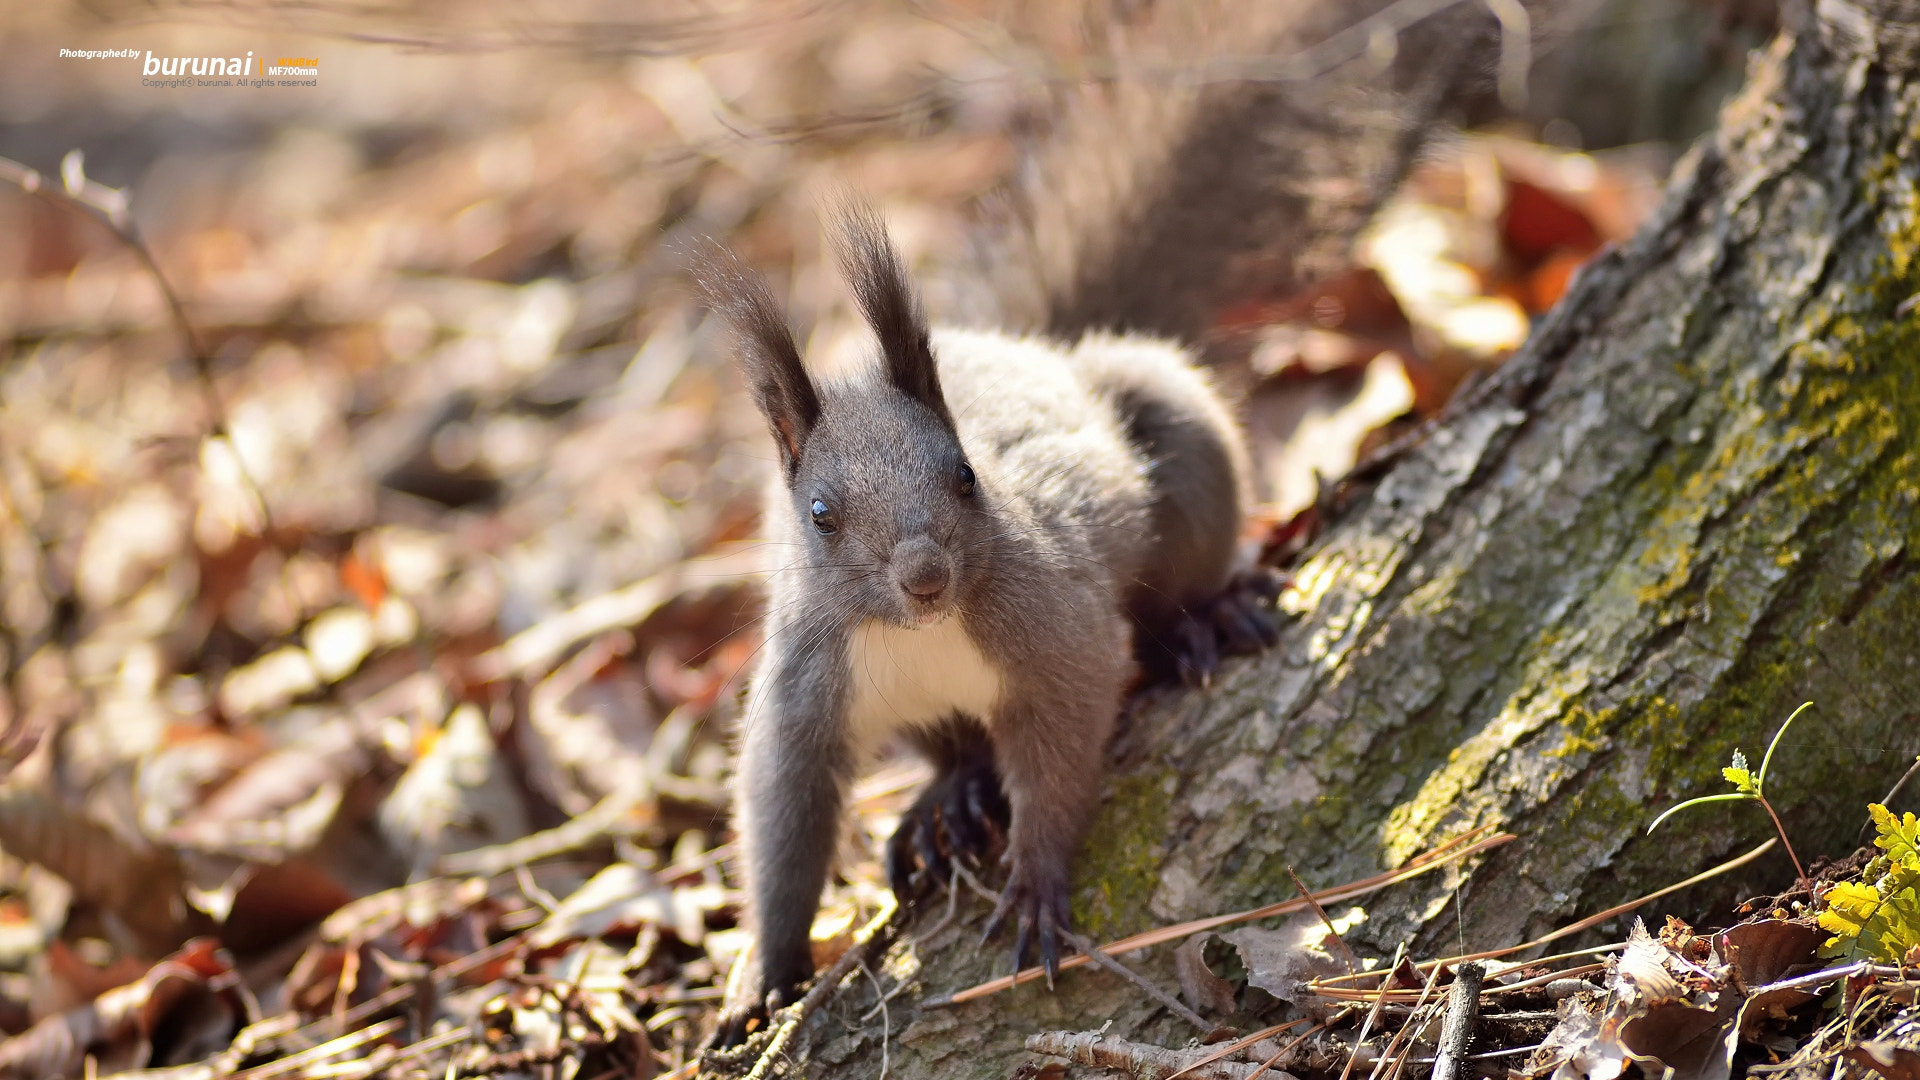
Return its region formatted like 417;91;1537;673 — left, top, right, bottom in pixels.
796;5;1920;1076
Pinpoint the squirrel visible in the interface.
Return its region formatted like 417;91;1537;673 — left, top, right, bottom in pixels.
694;199;1277;1048
685;0;1499;1049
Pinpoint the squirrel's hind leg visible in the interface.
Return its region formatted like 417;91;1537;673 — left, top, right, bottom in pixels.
886;716;1009;903
1138;566;1284;685
1171;567;1285;686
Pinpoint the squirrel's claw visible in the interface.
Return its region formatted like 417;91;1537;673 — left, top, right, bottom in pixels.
982;867;1070;989
884;807;941;902
1039;916;1061;988
1174;614;1220;686
708;1001;763;1051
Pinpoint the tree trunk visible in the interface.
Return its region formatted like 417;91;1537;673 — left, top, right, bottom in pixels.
798;4;1920;1075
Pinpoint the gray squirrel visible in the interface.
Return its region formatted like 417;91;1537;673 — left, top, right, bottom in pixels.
695;202;1276;1047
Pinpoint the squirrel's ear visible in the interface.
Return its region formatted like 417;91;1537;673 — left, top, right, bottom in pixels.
831;201;955;428
691;244;820;476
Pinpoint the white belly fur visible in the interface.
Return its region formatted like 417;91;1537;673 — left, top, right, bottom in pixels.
845;617;1003;757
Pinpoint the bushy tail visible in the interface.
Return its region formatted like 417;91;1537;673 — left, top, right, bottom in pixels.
978;0;1497;354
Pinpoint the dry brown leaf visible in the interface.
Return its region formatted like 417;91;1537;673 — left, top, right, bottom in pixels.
1719;919;1822;989
321;876;491;945
1219;911;1352;1010
0;939;247;1078
528;862;728;949
1174;932;1239;1017
377;703;531;876
1617;998;1738;1080
1846;1042;1920;1080
169;715;370;859
0;785;188;955
1616;918;1687;1005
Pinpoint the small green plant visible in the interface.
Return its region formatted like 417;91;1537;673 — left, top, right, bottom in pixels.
1648;702;1812;896
1817;802;1920;963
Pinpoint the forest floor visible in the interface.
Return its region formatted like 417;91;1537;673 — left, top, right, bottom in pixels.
0;1;1915;1077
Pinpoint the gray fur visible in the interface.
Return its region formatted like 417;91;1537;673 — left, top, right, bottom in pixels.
689;244;819;474
708;214;1249;1026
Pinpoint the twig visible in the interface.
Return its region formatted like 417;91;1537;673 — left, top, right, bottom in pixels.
1336;943;1404;1080
936;829;1513;1004
1288;865;1359;977
1366;960;1444;1080
951;860;1003;904
859;959;890;1080
1757;796;1811;899
1167;1020;1311;1080
374;1027;473;1071
1312;962;1605;1003
659;842;737;883
1430;961;1484;1080
1062;929;1212;1033
712;903;898;1080
513;863;562;912
470;544;761;681
436;783;649;876
1249;1018;1336;1080
1745;961;1914;997
1026;1029;1272;1080
293;934;524;1047
910;863;964;944
1312;838;1776;987
859;970;914;1022
464;1032;610;1074
1413;1043;1542;1064
230;1018;406;1080
1316;945;1618;991
1454;838;1774;959
0;151;271;528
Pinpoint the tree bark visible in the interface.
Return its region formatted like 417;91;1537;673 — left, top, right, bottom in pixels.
796;4;1920;1075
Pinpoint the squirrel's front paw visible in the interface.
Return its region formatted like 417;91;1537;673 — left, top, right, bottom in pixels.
980;861;1071;987
706;981;798;1052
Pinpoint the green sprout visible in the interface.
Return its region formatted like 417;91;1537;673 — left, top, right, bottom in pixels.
1648;702;1813;898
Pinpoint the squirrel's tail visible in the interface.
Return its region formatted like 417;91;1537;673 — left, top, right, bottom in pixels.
979;1;1490;354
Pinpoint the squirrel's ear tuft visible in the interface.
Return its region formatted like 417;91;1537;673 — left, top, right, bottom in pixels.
690;242;819;476
830;199;954;427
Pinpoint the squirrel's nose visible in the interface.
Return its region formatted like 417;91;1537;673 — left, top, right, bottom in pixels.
893;540;950;599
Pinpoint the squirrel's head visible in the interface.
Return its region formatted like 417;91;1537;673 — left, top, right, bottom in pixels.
694;205;992;629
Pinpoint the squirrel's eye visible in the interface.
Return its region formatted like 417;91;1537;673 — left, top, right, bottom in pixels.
809;498;837;534
957;461;977;496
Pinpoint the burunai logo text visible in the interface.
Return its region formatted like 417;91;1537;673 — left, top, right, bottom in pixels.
140;51;318;87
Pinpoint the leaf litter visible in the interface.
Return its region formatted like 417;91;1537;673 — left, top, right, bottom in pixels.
0;1;1800;1077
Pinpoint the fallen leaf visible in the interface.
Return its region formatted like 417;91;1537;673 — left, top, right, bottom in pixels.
1174;931;1238;1016
1617;918;1686;1005
1221;912;1348;1008
1619;998;1739;1080
1721;919;1823;987
0;939;247;1077
1846;1041;1920;1080
378;703;530;876
528;862;728;948
339;549;388;611
1499;177;1602;264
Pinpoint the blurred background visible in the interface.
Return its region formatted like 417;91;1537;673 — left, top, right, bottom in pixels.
0;0;1775;1074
